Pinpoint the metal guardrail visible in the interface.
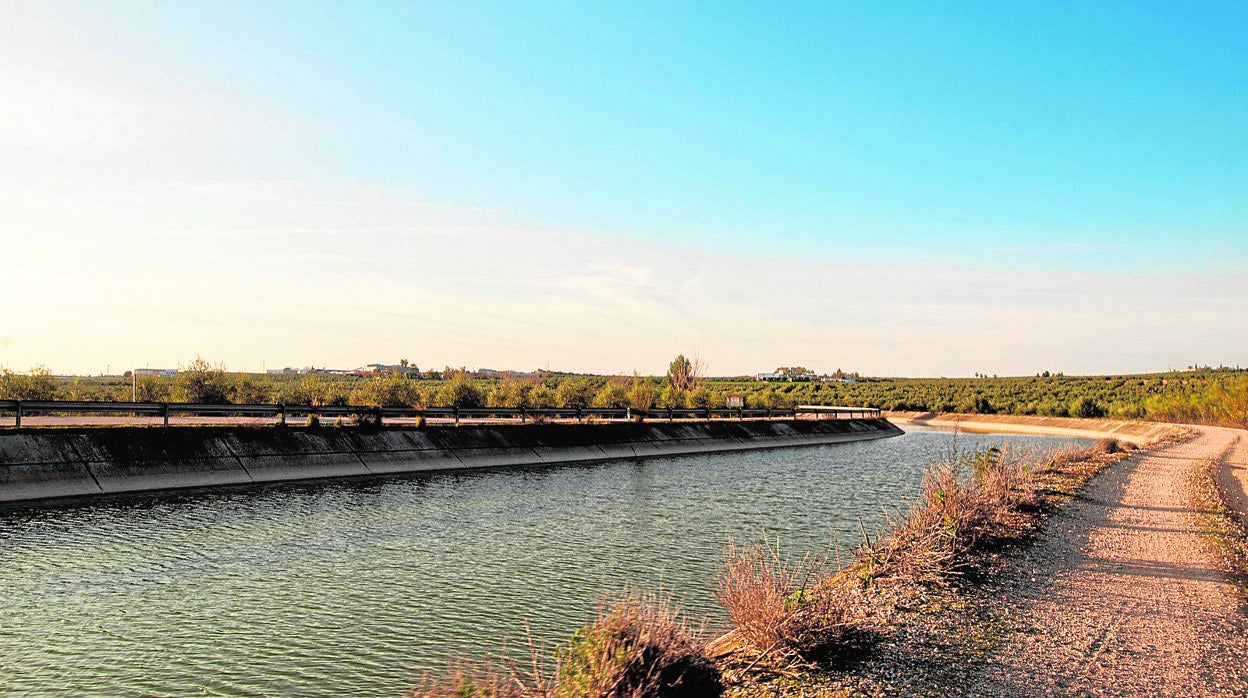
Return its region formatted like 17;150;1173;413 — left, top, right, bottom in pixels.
0;400;881;429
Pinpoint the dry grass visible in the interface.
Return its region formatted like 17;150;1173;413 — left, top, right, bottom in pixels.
411;593;719;698
557;592;722;698
1185;453;1248;579
716;442;1115;675
855;445;1038;586
715;538;856;663
409;659;544;698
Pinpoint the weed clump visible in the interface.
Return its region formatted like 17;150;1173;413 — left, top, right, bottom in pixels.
408;659;543;698
717;444;1062;672
411;593;718;698
715;538;860;663
557;593;721;698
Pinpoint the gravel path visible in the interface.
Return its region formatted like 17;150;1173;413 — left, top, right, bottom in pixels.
970;426;1248;696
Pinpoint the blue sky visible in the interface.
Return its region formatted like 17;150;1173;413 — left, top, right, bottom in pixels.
2;1;1245;376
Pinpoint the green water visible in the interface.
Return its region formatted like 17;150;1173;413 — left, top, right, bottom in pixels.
0;427;1087;696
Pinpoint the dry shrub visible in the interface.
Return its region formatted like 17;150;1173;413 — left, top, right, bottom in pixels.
556;592;721;698
858;445;1038;586
409;658;547;698
716;538;844;660
856;465;965;586
1093;437;1125;454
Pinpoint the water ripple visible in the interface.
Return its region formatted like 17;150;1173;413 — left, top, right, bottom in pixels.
0;428;1086;696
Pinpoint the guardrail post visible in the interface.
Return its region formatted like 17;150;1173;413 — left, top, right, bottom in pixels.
375;405;383;427
15;401;21;430
162;403;170;428
278;404;286;427
576;407;582;423
453;406;460;426
520;406;526;423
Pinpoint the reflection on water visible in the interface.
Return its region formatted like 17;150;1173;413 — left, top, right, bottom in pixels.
0;427;1087;696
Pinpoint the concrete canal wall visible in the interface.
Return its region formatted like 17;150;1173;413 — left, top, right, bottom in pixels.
0;418;902;503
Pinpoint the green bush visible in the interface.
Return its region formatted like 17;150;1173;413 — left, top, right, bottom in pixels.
0;366;59;400
1069;396;1107;419
437;373;484;408
556;378;594;410
351;374;420;407
174;358;231;404
591;381;629;408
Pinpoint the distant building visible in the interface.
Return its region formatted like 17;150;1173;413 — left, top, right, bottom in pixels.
757;369;816;382
134;368;178;378
353;363;417;377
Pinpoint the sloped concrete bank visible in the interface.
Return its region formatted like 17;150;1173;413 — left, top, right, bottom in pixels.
0;418;901;503
882;412;1184;446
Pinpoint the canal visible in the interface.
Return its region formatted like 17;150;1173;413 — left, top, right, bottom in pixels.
0;426;1089;696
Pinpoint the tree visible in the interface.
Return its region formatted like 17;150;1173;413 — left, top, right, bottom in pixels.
528;384;557;408
1070;396;1106;419
0;365;58;400
351;373;420;407
685;386;713;409
487;379;530;408
667;354;703;393
230;374;273;405
175;357;231;404
592;381;630;409
437;372;484;408
556;378;595;410
658;384;684;409
627;372;657;412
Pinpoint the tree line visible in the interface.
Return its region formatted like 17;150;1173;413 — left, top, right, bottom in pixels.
2;360;1245;428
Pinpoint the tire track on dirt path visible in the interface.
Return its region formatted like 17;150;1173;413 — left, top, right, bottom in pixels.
971;427;1248;697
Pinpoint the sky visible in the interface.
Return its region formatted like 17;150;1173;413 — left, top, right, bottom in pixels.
2;0;1245;378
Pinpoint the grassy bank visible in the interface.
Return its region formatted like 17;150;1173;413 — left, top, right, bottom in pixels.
1186;451;1248;585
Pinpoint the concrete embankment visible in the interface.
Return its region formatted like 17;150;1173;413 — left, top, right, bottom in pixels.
0;418;901;503
882;411;1186;446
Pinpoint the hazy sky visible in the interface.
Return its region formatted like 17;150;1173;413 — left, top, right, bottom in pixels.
2;1;1245;377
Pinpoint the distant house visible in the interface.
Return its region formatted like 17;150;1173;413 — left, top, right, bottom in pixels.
353;363;417;377
757;370;816;382
134;368;178;378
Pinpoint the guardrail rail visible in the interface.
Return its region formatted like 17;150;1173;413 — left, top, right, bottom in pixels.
0;400;881;429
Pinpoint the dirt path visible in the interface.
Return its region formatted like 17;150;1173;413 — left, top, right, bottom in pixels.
969;426;1248;696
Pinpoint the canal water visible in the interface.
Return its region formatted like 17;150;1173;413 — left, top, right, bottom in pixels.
1;427;1089;696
